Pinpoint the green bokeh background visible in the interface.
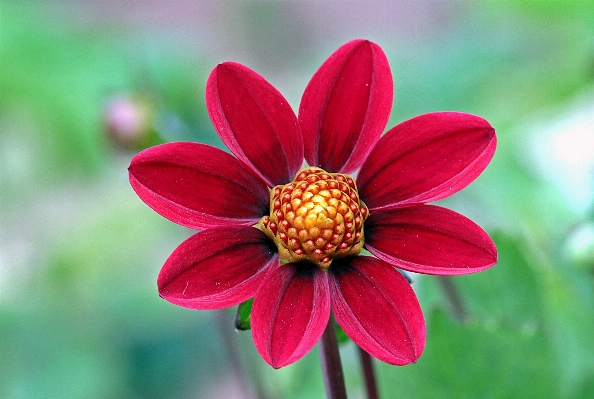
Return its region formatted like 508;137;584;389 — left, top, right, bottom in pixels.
2;1;594;398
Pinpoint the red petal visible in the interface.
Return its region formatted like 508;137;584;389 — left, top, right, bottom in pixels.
251;264;330;368
365;205;497;275
206;62;303;186
157;226;277;310
129;142;270;229
299;39;393;173
357;112;496;210
329;256;425;365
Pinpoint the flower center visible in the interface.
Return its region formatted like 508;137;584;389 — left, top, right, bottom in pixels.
259;167;368;270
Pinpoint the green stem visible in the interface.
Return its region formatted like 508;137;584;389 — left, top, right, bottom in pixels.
437;276;468;322
358;347;379;399
319;315;347;399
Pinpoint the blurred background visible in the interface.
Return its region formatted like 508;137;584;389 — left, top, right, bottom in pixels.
2;1;594;398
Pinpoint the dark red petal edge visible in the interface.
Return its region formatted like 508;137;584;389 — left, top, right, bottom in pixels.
365;205;497;276
128;142;270;229
251;263;330;368
158;226;277;310
358;112;496;210
206;62;303;186
329;256;426;365
299;39;393;174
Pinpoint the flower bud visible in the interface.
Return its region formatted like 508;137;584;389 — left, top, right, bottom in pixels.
260;167;368;269
104;95;153;150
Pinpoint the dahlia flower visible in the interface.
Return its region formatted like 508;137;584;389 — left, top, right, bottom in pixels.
128;39;497;369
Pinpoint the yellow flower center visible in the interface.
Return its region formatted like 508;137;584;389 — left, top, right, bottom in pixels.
259;167;368;270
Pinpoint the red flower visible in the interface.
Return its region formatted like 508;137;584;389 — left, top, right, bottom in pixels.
128;40;497;368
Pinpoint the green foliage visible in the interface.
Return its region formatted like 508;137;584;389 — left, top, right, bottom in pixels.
235;299;254;331
380;309;559;399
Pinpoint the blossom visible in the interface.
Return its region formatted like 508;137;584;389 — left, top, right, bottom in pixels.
104;95;153;150
128;39;497;369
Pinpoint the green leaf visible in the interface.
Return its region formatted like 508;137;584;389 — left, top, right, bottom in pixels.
235;298;254;331
455;231;546;323
378;310;560;399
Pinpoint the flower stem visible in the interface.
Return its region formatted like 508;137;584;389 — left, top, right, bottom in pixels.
358;347;379;399
319;314;347;399
437;276;468;322
215;309;266;399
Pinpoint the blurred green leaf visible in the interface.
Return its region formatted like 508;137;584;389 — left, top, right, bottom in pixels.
456;232;545;323
380;309;560;399
411;229;594;399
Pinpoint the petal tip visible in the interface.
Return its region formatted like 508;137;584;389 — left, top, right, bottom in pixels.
206;60;303;185
300;38;393;173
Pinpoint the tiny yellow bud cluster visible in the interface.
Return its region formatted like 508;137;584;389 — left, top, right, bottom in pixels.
260;167;368;269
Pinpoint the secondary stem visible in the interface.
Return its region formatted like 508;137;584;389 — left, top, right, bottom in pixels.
215;310;267;399
319;314;347;399
358;347;379;399
437;276;468;322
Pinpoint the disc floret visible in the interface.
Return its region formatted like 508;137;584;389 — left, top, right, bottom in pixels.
259;167;368;270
